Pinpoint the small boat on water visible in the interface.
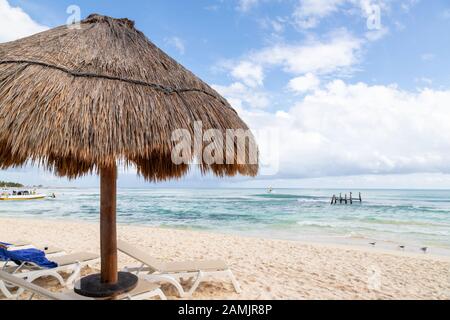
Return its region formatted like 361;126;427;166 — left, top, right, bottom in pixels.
0;190;47;201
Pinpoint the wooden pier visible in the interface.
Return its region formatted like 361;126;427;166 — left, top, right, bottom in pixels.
331;192;362;205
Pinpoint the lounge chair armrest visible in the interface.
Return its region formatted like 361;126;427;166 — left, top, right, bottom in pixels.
65;262;82;289
122;264;153;275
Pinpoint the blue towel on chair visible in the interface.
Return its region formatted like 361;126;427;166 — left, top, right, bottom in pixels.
0;242;12;261
0;247;58;269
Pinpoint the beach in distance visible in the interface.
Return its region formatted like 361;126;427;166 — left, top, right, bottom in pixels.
1;188;449;300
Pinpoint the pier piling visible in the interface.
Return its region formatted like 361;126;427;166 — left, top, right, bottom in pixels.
331;192;362;205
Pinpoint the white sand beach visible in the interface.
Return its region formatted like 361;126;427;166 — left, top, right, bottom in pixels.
1;217;449;300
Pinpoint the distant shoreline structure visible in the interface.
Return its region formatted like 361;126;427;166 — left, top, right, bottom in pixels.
0;181;24;188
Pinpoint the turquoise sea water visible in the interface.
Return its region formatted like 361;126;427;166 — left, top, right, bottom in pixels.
1;188;449;255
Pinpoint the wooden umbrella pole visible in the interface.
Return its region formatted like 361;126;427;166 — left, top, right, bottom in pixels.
100;164;118;284
74;163;137;297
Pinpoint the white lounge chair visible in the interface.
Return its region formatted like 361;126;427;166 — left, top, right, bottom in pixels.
1;243;63;271
1;240;65;258
118;240;241;297
0;252;99;299
0;270;166;300
2;240;31;247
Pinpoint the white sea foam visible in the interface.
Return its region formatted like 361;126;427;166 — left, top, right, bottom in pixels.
0;188;449;251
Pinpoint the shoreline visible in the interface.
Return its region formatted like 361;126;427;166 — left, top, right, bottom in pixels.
1;214;449;260
1;217;450;300
2;188;449;258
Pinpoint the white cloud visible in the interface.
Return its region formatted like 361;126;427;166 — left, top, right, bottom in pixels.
259;16;286;35
365;26;389;41
267;18;285;33
294;0;347;29
415;77;433;86
421;53;435;62
251;30;362;75
212;82;270;109
216;30;362;110
164;36;186;55
231;61;264;87
443;9;450;19
0;0;48;43
394;21;406;31
237;0;260;12
293;0;391;30
238;80;450;178
400;0;420;13
288;73;321;93
228;173;450;189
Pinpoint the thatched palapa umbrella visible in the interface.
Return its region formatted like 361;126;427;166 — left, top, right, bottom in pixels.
0;14;258;297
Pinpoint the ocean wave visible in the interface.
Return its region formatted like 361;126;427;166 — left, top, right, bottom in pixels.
352;203;450;215
357;217;450;228
297;198;324;203
343;231;366;239
253;193;320;200
297;221;335;228
2;188;450;249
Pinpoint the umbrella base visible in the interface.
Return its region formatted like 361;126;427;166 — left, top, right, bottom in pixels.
74;272;138;298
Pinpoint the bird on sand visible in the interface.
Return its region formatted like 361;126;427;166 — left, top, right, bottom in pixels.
369;242;376;247
421;247;428;254
399;245;405;250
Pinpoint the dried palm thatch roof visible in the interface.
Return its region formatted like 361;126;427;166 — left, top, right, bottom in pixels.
0;14;258;181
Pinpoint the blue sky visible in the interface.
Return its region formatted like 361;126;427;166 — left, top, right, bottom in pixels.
1;0;450;188
8;1;450;93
